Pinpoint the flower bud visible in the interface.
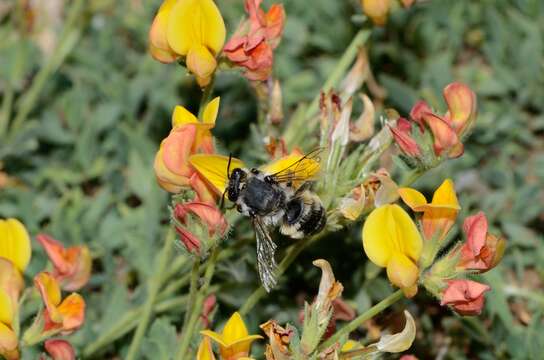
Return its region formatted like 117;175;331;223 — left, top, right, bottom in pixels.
361;0;391;26
173;201;228;256
389;117;422;158
44;339;76;360
443;82;477;137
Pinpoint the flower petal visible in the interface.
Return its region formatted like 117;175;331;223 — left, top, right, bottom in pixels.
386;252;419;289
200;329;228;348
398;187;427;211
172;106;199;127
222;312;250;344
202;97;220;125
0;322;18;360
57;293;85;331
187;44;218;88
190;154;246;194
35;272;62;322
196;337;216;360
0;218;32;272
376;310;416;353
443;82;476;136
44;339;76;360
167;0;226;56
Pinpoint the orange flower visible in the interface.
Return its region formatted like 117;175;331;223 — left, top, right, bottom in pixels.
361;0;391;26
223;0;285;81
154;98;220;194
34;272;85;334
36;234;91;291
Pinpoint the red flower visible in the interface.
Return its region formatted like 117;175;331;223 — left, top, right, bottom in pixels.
440;279;490;316
223;0;285;80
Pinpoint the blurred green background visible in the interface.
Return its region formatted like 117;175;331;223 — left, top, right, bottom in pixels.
1;0;543;359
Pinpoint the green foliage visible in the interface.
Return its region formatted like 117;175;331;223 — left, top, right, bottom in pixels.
0;0;543;359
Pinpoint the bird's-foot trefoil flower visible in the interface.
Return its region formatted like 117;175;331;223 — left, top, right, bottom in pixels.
362;204;423;297
224;0;285;81
0;218;31;273
457;212;506;273
149;0;226;87
36;234;92;291
201;312;263;360
440;279;490;316
389;117;423;158
154;98;220;194
23;272;85;345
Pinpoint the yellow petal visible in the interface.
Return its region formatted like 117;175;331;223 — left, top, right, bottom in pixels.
149;0;177;50
187;45;217;87
34;272;62;322
221;336;263;360
197;337;216;360
222;312;249;344
167;0;226;56
362;205;422;267
430;178;460;210
341;340;363;352
398;187;427;211
189;154;245;194
202;97;220;125
375;310;416;353
0;322;18;359
0;290;13;326
0;218;32;272
386;252;419;288
201;329;227;347
149;43;179;63
172;105;199;127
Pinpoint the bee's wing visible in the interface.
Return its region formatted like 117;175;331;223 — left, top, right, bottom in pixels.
260;148;322;185
252;217;278;292
189;154;245;194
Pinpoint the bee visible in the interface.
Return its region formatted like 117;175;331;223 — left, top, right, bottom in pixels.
189;150;326;291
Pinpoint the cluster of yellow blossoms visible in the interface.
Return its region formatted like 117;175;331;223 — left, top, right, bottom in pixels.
0;219;91;360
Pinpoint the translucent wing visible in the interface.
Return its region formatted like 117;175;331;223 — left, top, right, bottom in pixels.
260;148;323;187
252;217;278;292
189;154;245;194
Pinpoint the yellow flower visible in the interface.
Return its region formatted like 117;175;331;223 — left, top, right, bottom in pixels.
362;204;422;295
149;0;226;87
0;218;30;360
201;312;263;360
398;179;460;243
0;218;31;273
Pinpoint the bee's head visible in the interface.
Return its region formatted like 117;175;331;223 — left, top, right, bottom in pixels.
227;168;246;202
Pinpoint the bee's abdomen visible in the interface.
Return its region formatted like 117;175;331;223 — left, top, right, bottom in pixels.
281;192;326;239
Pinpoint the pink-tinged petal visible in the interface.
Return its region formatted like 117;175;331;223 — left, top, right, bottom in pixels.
463;212;488;257
44;339;76;360
440;279;490;316
264;4;285;47
175;227;201;254
389;118;422;157
421;113;459;156
409;100;432;130
190;174;217;205
0;322;18;360
175;202;227;237
443;82;477;136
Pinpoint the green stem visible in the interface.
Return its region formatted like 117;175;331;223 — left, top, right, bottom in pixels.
0;84;13;138
183;259;202;327
125;229;176;360
175;247;220;360
318;289;404;352
197;78;215;120
9;0;85;135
